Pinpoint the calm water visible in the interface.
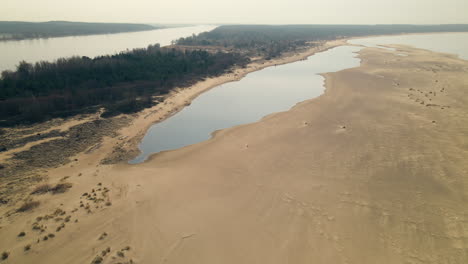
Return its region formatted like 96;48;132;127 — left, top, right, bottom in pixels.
0;25;216;72
130;45;363;163
349;33;468;60
131;32;468;164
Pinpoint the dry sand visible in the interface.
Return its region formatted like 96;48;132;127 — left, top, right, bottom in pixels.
1;42;468;263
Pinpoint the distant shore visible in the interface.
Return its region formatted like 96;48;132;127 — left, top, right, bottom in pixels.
0;21;158;41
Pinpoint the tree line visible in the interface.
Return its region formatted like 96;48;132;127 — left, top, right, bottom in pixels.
3;24;468;126
0;21;157;41
0;44;249;125
177;24;468;58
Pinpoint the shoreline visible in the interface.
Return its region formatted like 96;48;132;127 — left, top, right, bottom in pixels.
0;38;346;170
1;34;468;263
107;38;348;164
346;31;468;62
3;31;465;170
2;31;466;170
121;31;468;165
345;30;468;42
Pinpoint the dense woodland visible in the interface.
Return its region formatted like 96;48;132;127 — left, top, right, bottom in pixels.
0;45;249;125
178;24;468;58
0;21;156;41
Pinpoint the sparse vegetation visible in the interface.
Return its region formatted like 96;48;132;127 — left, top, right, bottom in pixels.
1;251;9;260
91;255;103;264
98;232;108;240
53;208;66;216
24;244;31;251
31;182;72;195
117;251;125;258
56;223;65;232
50;182;73;194
17;200;40;212
60;176;70;181
17;231;26;237
31;184;52;194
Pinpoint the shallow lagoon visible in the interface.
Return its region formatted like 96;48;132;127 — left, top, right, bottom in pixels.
132;32;468;163
130;45;363;163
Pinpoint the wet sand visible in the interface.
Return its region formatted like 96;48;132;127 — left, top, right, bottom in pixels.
1;43;468;263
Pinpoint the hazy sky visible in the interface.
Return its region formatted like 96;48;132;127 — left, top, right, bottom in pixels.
2;0;468;24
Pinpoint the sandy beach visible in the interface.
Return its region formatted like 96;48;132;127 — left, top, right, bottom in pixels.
1;39;468;263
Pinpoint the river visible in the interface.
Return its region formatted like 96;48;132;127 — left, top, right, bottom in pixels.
0;25;216;73
130;32;468;164
130;45;363;163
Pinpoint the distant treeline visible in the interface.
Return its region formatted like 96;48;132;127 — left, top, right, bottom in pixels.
0;21;156;41
0;45;249;125
177;24;468;58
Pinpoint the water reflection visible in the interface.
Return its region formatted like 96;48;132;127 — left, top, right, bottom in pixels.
130;45;363;163
0;25;216;72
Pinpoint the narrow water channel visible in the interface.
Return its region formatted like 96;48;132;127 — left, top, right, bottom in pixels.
131;32;468;164
130;45;363;163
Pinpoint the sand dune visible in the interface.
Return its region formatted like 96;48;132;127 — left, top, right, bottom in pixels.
1;43;468;263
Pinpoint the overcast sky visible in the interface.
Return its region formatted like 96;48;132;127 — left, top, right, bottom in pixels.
2;0;468;24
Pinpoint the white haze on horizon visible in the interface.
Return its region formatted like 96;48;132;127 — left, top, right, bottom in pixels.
2;0;468;25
